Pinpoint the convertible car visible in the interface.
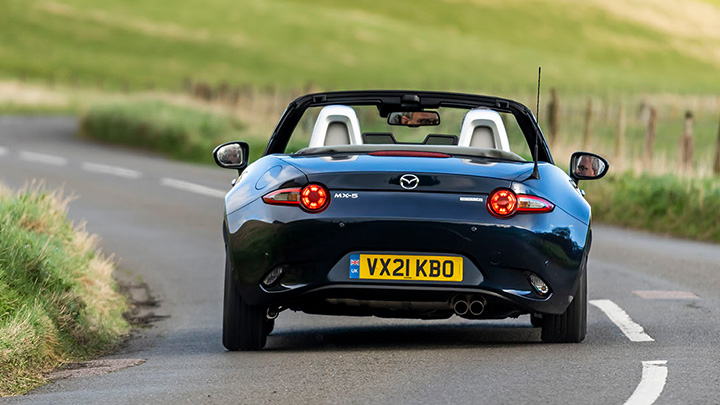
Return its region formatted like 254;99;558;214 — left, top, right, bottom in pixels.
214;91;608;350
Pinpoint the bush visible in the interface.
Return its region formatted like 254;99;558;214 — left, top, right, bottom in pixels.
583;174;720;242
0;186;129;396
79;100;249;164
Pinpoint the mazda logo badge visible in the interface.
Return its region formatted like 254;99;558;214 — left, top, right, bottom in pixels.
399;174;420;190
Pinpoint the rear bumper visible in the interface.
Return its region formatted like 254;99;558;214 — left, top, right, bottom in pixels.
226;197;590;316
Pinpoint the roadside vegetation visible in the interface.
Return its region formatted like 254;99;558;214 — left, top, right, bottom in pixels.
79;100;250;164
584;174;720;242
0;185;129;397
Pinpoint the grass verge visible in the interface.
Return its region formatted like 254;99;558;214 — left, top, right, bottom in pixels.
78;99;312;163
79;100;251;164
0;185;130;397
584;173;720;242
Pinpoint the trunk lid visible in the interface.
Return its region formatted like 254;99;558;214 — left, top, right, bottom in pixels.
279;154;533;193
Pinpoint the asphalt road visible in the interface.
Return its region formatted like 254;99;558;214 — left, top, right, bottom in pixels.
1;117;719;404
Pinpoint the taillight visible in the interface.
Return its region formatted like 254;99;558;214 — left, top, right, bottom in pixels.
517;195;554;213
262;184;330;212
487;189;518;217
487;189;554;218
262;188;301;205
300;184;329;211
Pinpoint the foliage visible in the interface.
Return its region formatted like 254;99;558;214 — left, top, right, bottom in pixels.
584;173;720;242
0;186;130;396
79;100;251;163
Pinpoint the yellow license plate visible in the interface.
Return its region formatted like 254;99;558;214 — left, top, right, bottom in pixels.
349;254;463;282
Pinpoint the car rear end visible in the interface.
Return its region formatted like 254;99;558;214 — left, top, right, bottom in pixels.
225;153;590;321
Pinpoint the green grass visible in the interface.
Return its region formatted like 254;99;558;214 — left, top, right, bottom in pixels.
584;174;720;242
79;100;254;163
0;103;77;116
1;0;720;94
0;185;130;396
537;96;720;172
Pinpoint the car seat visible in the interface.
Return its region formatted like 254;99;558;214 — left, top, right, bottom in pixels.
458;109;511;151
308;105;363;147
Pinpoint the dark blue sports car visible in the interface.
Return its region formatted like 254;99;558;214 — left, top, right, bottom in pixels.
214;91;608;350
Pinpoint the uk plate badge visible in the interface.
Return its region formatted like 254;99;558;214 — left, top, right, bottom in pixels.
349;254;360;279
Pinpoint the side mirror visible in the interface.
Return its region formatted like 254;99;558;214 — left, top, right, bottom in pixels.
569;152;609;181
213;141;249;173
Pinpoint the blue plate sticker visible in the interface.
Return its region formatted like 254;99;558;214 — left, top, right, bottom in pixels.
349;254;360;279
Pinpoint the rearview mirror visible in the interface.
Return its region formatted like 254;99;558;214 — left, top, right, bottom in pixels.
213;141;249;172
569;152;609;181
387;111;440;127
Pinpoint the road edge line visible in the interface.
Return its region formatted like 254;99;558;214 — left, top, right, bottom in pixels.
590;299;654;342
624;360;668;405
160;178;226;199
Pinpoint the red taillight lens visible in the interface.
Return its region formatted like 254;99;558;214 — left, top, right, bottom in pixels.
262;188;301;205
517;195;554;213
487;189;518;217
300;184;329;211
487;189;554;218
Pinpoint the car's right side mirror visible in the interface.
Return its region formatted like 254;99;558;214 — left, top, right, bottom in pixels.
213;141;250;173
569;152;609;181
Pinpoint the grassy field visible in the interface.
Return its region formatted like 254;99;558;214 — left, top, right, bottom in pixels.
2;0;720;94
0;185;129;396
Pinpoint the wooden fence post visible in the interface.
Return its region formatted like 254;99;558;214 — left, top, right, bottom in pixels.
614;103;626;171
713;116;720;175
582;97;593;150
679;111;694;174
643;107;657;172
548;88;560;147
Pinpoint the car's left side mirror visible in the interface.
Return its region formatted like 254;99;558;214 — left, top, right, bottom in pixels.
213;141;250;173
569;152;609;181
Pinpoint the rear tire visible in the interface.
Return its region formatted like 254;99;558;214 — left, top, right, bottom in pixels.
540;265;587;343
530;313;542;328
222;255;268;351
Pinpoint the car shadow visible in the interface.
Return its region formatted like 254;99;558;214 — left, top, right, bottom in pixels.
264;322;542;352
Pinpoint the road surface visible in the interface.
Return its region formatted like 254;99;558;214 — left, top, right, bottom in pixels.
1;117;719;404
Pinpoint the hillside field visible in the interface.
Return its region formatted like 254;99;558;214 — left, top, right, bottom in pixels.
2;0;720;94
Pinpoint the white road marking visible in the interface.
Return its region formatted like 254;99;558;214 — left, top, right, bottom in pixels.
590;299;654;342
624;360;668;405
0;146;7;156
160;178;226;199
82;162;142;179
633;290;699;299
19;151;68;166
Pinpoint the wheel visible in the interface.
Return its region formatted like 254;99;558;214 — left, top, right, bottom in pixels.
222;254;269;351
530;313;542;327
540;264;587;343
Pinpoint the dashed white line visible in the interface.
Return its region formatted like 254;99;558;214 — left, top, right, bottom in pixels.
19;151;68;166
160;178;226;199
624;360;668;405
590;299;654;342
0;146;7;156
82;162;142;179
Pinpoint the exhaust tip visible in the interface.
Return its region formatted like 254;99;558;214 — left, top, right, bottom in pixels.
453;300;469;316
266;308;279;320
469;300;485;316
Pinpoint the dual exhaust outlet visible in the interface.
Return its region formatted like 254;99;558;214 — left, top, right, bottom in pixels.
452;296;486;317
